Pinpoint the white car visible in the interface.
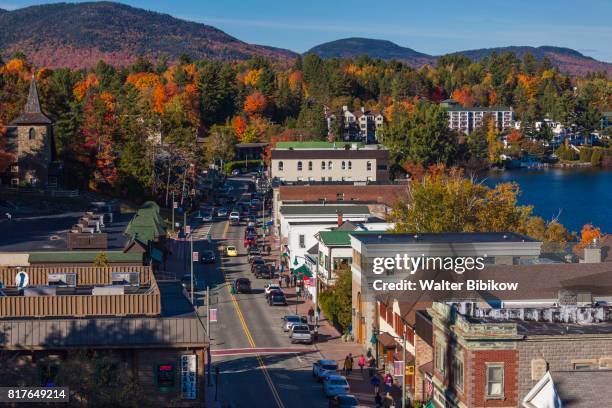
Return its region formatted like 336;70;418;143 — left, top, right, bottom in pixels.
229;211;240;221
322;375;349;398
289;324;312;344
231;169;240;176
312;359;339;381
202;212;213;222
264;284;281;297
281;314;304;332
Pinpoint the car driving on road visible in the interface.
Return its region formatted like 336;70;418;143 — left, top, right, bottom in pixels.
322;375;350;398
226;246;238;257
268;292;287;306
217;207;228;217
233;278;251;293
312;360;339;381
199;250;215;264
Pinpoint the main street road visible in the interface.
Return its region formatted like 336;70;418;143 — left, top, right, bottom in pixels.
173;177;332;408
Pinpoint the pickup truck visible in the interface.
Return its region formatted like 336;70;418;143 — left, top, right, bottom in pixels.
289;324;312;344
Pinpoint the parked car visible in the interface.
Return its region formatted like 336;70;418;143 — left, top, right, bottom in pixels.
289;324;312;344
322;375;350;398
282;314;306;332
231;169;240;176
250;258;266;273
226;246;238;257
268;292;287;306
313;360;339;381
247;247;261;261
264;284;281;297
233;278;251;293
201;212;213;222
217;207;228;217
229;211;240;223
255;264;273;279
328;395;359;408
200;250;215;264
181;276;206;293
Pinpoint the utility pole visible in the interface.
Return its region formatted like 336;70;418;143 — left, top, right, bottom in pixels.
171;192;175;232
190;232;194;304
207;286;211;386
402;330;407;408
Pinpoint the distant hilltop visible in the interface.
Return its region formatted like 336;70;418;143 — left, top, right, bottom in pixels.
0;2;610;76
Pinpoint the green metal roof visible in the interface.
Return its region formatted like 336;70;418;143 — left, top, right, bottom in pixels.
276;141;364;149
124;201;166;244
28;251;143;264
318;231;352;247
280;205;370;216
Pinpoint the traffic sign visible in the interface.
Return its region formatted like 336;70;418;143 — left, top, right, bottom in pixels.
173;202;178;209
192;252;199;262
185;225;191;234
210;308;218;322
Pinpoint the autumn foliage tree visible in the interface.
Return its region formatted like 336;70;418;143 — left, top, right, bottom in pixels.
243;91;267;117
574;224;602;251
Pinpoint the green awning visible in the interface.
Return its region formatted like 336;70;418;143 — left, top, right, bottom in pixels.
292;264;312;278
425;401;435;408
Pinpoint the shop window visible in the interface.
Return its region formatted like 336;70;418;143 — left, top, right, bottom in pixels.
156;363;176;389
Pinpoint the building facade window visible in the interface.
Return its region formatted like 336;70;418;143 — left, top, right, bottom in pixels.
348;161;352;170
367;161;372;171
297;161;302;171
328;161;333;170
299;234;305;248
452;357;464;391
435;341;446;374
485;364;504;399
321;161;326;170
28;128;35;140
341;161;346;170
278;161;283;171
308;161;313;171
336;192;344;201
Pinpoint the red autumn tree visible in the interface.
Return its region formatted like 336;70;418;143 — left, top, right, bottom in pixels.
243;91;267;117
574;224;602;251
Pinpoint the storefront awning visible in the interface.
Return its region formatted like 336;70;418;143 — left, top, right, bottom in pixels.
292;264;312;278
376;332;397;349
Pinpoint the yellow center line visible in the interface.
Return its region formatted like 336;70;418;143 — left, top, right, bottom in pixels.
220;220;286;408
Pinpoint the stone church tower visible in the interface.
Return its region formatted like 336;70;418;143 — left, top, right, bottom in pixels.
9;75;54;185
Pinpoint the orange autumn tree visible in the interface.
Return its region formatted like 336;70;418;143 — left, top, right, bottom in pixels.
243;68;263;88
74;74;100;101
244;91;267;117
232;116;247;140
574;224;602;251
451;86;475;107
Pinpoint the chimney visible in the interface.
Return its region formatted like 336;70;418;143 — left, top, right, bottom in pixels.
337;211;343;227
583;239;602;263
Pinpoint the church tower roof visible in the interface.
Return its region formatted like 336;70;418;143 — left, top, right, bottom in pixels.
10;75;53;125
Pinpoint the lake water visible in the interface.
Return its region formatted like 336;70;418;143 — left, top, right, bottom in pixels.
479;168;612;233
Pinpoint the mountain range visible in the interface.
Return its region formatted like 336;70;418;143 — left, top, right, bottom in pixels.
0;2;610;77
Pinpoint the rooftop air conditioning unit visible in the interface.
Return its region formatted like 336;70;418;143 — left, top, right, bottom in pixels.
48;273;77;287
111;272;140;286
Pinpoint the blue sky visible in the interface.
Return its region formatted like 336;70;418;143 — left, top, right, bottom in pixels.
3;0;612;61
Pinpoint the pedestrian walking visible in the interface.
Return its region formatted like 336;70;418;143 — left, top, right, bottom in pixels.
383;392;393;408
371;375;381;394
358;354;366;374
368;356;376;377
346;353;353;375
307;307;314;324
284;274;290;287
374;392;383;408
278;274;283;288
384;373;393;393
367;348;373;359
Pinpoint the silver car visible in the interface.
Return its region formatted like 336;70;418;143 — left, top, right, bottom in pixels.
282;314;303;332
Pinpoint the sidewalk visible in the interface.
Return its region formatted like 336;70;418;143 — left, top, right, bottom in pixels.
261;230;404;407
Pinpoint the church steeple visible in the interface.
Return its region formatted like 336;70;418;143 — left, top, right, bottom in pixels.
10;75;52;125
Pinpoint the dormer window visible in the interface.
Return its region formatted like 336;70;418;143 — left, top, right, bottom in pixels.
28;128;35;140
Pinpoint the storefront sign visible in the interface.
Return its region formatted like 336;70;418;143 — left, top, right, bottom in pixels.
180;354;197;400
